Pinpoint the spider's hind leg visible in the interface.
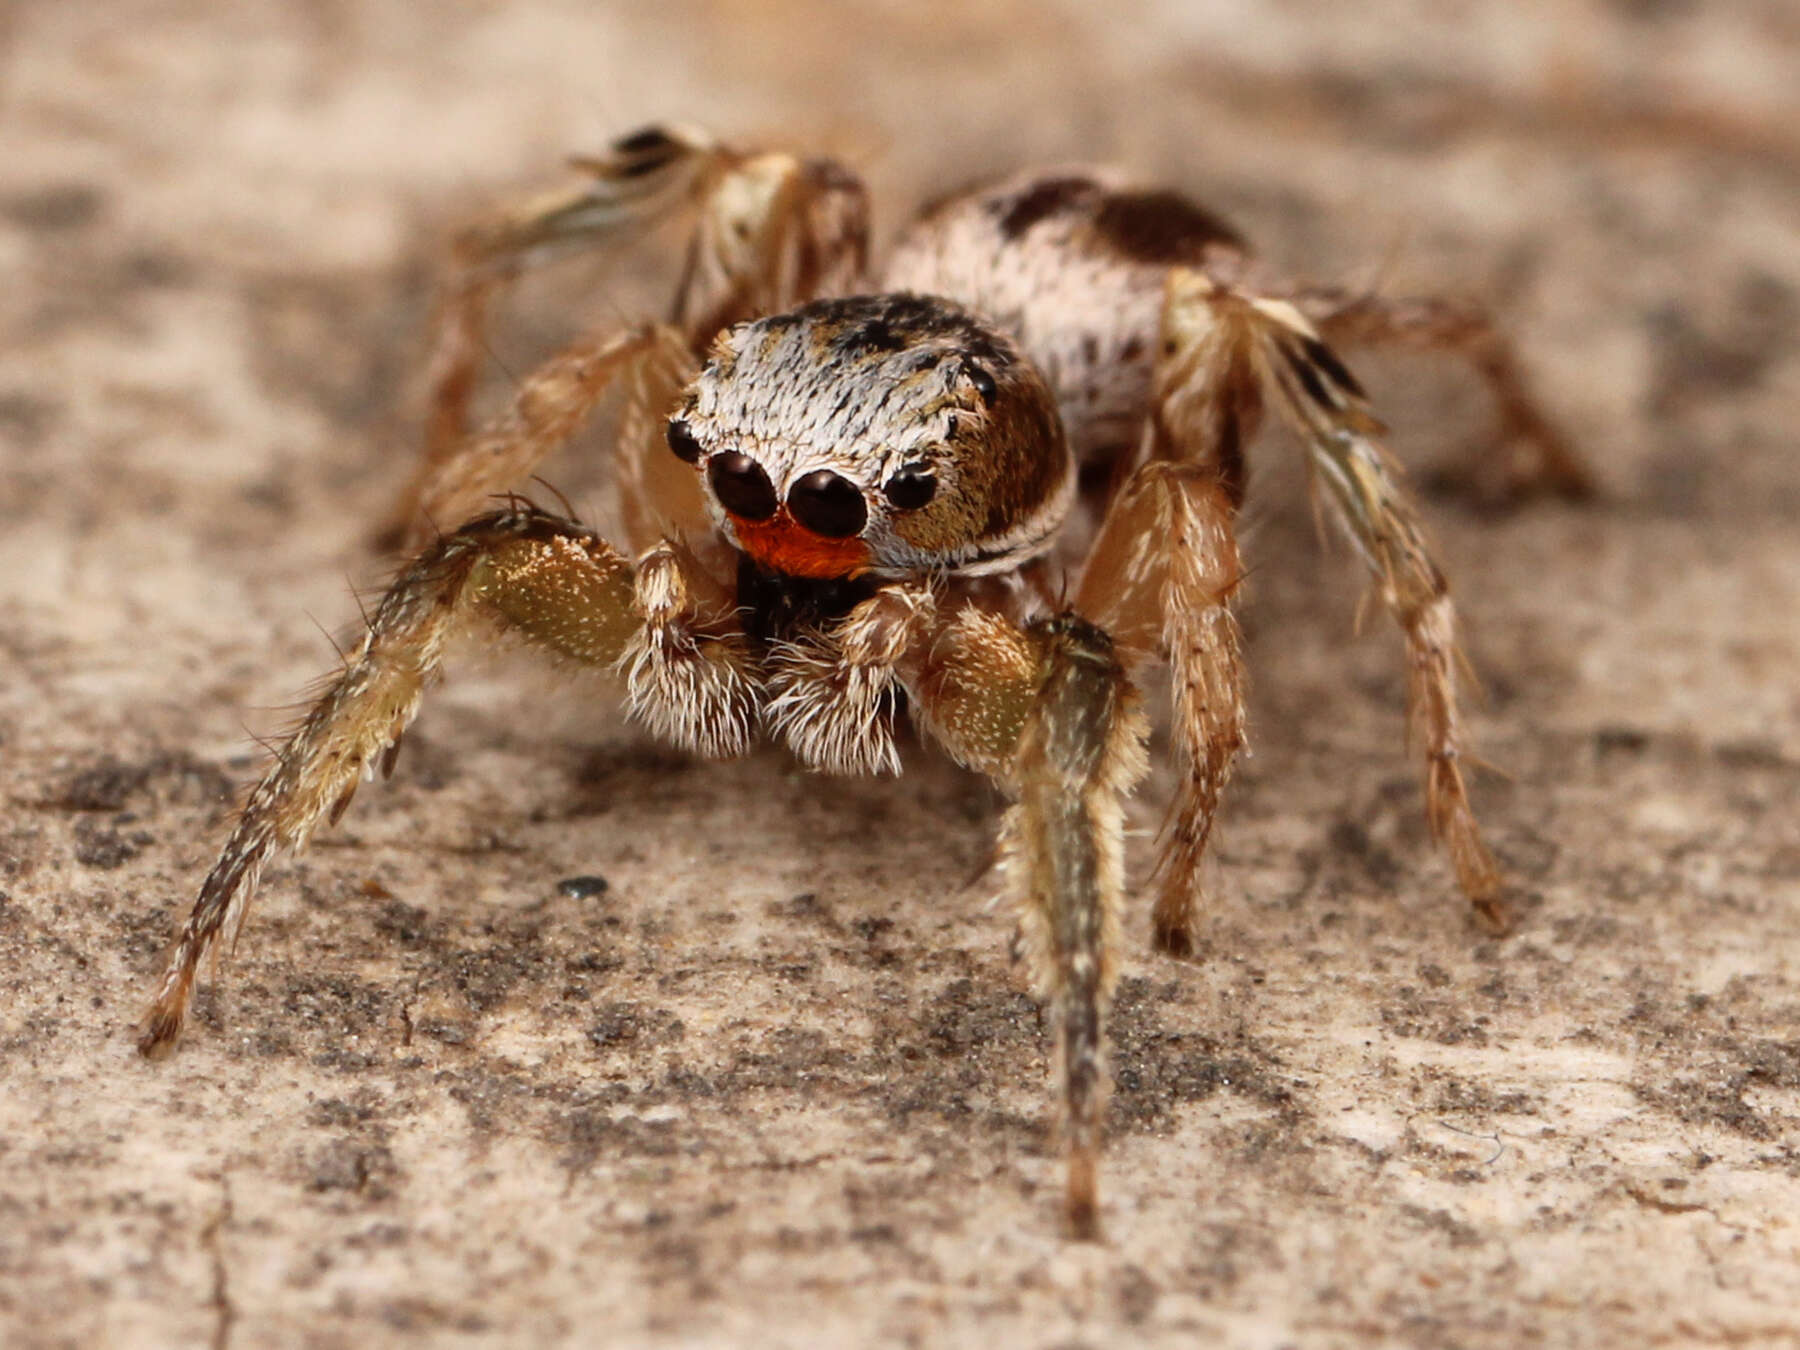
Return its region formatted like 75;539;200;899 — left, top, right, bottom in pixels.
1298;286;1594;504
1160;268;1508;932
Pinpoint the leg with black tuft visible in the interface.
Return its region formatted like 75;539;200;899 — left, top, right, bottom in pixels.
389;126;723;545
391;126;871;547
1161;268;1508;931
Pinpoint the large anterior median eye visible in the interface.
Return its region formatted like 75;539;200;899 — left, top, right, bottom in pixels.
788;470;868;538
882;466;937;511
708;452;778;520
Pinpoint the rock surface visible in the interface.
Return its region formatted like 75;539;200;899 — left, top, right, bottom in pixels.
3;2;1797;1346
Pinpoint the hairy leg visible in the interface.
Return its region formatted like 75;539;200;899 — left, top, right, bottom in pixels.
394;126;870;545
902;601;1147;1239
671;150;870;339
138;505;750;1056
613;325;711;557
901;600;1042;780
1164;267;1508;931
1077;462;1244;957
622;539;760;759
1300;286;1594;502
405;324;665;548
1005;616;1148;1239
387;127;723;544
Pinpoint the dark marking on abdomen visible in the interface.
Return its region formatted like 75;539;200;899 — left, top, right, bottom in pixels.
1090;190;1245;265
995;176;1100;240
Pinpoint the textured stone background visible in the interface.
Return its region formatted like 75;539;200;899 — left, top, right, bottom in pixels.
3;2;1797;1346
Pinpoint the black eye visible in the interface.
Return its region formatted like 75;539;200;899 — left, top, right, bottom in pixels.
883;466;938;511
965;363;997;404
667;418;703;463
708;452;778;520
788;470;868;538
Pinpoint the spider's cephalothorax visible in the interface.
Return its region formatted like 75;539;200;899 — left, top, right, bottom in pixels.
139;124;1591;1240
675;293;1075;581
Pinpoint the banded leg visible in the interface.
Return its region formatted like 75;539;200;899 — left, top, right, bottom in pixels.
1006;618;1148;1239
396;126;870;544
1299;286;1594;502
136;506;746;1056
406;324;665;548
1077;463;1244;957
903;604;1148;1239
392;127;723;542
1163;268;1507;931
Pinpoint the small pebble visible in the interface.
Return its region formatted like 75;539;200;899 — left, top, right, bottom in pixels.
557;874;610;900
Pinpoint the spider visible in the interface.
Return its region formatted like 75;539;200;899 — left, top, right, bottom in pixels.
138;125;1590;1238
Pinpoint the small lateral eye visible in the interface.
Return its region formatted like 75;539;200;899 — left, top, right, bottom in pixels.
667;418;702;463
965;363;997;405
883;465;938;511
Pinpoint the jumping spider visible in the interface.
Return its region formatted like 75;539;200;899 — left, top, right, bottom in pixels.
140;125;1590;1238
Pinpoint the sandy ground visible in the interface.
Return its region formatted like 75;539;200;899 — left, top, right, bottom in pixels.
3;2;1799;1346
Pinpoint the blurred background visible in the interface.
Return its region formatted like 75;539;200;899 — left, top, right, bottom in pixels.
4;0;1796;718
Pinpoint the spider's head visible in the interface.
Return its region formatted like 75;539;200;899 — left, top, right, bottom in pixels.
669;294;1074;580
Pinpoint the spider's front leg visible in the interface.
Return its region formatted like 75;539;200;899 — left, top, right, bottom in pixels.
138;505;754;1056
763;582;938;776
1006;617;1149;1239
904;603;1148;1240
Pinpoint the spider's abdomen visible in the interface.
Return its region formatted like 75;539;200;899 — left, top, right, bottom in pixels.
882;169;1252;468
